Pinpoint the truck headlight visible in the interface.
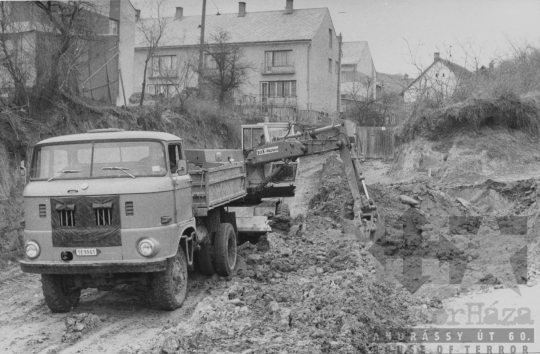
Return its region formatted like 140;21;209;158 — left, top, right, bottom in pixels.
25;241;40;259
138;239;157;257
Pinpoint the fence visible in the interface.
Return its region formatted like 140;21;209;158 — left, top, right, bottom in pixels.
356;126;396;159
233;94;333;124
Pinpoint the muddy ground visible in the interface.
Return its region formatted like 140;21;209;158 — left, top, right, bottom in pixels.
1;149;539;353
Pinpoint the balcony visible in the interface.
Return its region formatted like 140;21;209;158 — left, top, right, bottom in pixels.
261;62;295;75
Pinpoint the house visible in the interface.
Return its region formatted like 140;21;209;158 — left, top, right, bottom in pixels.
340;41;377;108
376;73;414;96
403;52;472;103
0;0;136;106
133;0;340;114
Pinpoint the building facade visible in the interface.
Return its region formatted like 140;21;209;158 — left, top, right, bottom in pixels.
0;0;136;106
340;41;377;106
133;0;340;114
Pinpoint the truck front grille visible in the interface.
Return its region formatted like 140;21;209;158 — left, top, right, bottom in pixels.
95;208;112;225
51;196;121;247
93;202;113;226
58;209;75;226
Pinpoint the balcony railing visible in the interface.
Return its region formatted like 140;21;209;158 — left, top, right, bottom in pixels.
261;62;295;75
234;94;297;109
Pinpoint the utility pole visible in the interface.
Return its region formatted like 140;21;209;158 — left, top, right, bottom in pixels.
197;0;207;89
336;33;343;116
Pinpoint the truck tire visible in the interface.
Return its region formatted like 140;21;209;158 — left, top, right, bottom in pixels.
196;240;215;276
276;202;291;217
214;223;237;277
151;247;188;310
41;274;81;313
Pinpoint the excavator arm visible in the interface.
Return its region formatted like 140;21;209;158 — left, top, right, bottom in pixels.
244;122;378;237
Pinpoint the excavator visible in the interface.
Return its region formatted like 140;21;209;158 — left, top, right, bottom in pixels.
226;121;378;238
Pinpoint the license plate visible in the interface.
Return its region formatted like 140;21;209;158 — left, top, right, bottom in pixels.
75;248;98;256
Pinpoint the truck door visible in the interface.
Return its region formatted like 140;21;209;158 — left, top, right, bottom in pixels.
168;143;192;223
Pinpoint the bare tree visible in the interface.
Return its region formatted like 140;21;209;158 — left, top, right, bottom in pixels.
145;49;199;110
343;75;404;126
33;1;103;102
201;30;252;104
167;50;198;110
135;0;169;106
0;3;33;108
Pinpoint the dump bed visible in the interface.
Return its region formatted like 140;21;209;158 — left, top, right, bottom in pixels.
187;157;247;216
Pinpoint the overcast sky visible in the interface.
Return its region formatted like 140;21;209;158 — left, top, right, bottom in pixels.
131;0;540;76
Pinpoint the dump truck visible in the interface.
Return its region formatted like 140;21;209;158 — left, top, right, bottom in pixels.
19;122;376;313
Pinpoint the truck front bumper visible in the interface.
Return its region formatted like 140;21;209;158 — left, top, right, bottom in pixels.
19;259;168;275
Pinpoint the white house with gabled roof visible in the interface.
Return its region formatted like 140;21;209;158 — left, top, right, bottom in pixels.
133;0;340;114
403;52;472;103
340;41;378;110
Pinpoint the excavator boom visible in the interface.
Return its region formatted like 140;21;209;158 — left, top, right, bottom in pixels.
244;122;378;236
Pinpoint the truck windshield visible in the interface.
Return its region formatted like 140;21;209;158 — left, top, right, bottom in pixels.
30;141;167;180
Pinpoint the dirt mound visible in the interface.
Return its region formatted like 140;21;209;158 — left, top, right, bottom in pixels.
392;130;540;183
134;156;418;354
309;154;355;221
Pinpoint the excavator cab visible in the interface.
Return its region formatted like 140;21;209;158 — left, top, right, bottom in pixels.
241;123;299;192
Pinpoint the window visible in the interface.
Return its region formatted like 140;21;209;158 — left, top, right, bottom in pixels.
242;127;265;150
260;81;296;97
168;143;183;174
265;50;292;67
335;61;339;74
204;54;218;69
147;84;178;98
30;141;167;180
109;19;119;35
151;55;177;77
328;59;332;73
329;29;333;48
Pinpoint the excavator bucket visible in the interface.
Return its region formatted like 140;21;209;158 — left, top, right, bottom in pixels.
338;123;379;240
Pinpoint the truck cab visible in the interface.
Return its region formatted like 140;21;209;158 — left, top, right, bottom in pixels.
20;129;202;312
241;122;299;196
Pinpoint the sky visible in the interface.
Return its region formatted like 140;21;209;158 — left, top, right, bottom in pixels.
131;0;540;76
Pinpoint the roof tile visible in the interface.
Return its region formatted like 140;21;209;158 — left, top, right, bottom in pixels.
136;8;328;48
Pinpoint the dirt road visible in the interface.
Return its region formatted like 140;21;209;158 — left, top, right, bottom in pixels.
0;264;215;354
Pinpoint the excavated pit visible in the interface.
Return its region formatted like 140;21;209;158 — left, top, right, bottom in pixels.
368;176;540;296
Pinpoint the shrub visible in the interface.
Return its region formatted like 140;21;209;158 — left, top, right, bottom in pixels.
399;45;540;142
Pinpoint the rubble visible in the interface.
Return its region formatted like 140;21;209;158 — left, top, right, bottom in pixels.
399;195;420;207
138;156;417;354
62;313;102;342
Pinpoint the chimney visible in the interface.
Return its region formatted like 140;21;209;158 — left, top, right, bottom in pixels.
285;0;293;14
175;7;183;20
434;52;440;61
135;9;141;21
238;2;246;17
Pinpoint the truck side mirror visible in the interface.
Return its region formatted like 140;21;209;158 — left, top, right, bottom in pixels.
176;160;187;175
20;160;26;177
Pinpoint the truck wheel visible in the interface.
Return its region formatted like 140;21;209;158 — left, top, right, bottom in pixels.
214;223;237;277
151;247;188;310
276;202;291;217
196;240;215;276
41;274;81;313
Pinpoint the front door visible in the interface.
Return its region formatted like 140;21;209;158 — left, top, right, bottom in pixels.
168;143;192;223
